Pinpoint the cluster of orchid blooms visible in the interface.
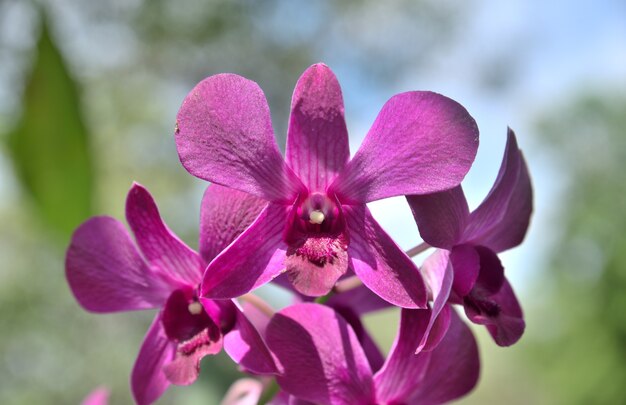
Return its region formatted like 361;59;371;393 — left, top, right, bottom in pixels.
67;64;532;405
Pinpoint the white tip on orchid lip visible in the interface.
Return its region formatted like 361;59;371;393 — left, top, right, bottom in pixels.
188;301;203;315
309;210;325;224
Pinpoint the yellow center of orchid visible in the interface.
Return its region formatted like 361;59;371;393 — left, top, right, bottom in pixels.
309;210;325;224
187;301;203;315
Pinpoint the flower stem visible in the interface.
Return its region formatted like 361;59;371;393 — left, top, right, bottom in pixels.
239;294;275;318
315;293;333;304
405;242;431;257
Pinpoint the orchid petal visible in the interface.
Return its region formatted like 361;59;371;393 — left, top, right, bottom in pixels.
405;309;480;404
285;235;349;297
330;91;479;204
66;216;172;313
162;334;223;386
464;128;532;252
449;244;481;297
202;203;288;299
126;183;203;286
421;305;452;354
131;314;176;405
221;378;264;405
81;387;109;405
224;305;278;375
373;309;432;403
175;73;304;203
416;249;454;353
476;152;533;252
406;186;469;249
268;392;316;405
474;246;506;294
266;303;376;405
200;298;237;332
360;326;386;375
329;305;385;373
285;63;350;192
236;299;271;338
199;184;266;263
466;278;525;347
344;205;427;309
325;284;392;316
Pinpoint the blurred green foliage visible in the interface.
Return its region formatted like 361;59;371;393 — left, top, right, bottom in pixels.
530;94;626;404
6;18;93;238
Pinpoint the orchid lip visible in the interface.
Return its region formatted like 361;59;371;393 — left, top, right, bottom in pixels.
284;192;350;296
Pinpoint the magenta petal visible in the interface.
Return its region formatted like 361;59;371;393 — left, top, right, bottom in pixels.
201;203;288;299
162;333;223;386
285;234;349;297
223;305;278;375
329;305;385;373
131;314;176;405
126;183;204;286
405;309;480;404
285;63;350;192
175;73;304;203
464;128;533;252
360;326;386;375
199;184;266;263
326;284;392;316
373;308;431;403
330;91;479;204
236;300;271;338
81;387;109;405
421;305;452;354
344;205;427;309
416;249;454;353
268;392;316;405
221;378;264;405
66;217;172;313
473;246;505;295
449;244;481;297
266;303;376;405
466;279;525;347
406;186;469;249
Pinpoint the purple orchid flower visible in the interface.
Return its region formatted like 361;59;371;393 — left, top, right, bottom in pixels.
407;128;532;346
81;387;109;405
175;63;479;308
264;303;479;405
66;183;277;405
220;378;264;405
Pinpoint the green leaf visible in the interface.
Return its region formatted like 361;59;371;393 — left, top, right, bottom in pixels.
6;16;93;237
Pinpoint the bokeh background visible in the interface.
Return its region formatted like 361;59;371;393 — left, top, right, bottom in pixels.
1;0;625;403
